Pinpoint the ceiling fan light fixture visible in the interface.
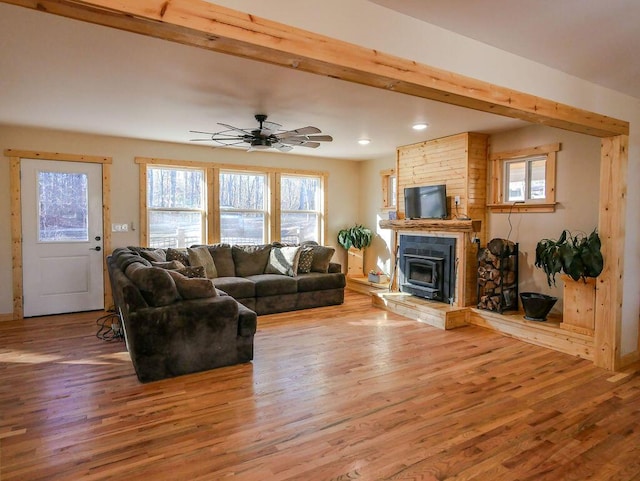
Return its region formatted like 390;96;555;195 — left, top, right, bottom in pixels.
358;138;371;145
412;122;428;131
250;138;272;149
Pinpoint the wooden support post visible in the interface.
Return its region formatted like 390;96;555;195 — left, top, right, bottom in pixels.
594;135;628;370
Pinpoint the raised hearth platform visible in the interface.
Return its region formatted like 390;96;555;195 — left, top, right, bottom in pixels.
372;292;594;361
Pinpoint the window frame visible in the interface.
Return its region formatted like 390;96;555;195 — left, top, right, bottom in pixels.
145;165;208;248
380;168;397;210
137;157;328;246
218;169;269;245
278;173;324;244
489;142;560;213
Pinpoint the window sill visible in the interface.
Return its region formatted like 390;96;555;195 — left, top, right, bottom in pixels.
487;203;556;213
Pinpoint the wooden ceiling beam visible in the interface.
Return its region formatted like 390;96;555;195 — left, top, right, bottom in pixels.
1;0;629;137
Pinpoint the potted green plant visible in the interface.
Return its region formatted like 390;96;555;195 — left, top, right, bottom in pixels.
528;228;603;330
534;228;603;287
337;224;373;250
337;224;373;278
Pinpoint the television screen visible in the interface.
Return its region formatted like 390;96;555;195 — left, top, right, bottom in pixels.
404;185;447;219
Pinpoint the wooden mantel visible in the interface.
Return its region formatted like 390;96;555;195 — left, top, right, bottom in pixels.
379;218;481;233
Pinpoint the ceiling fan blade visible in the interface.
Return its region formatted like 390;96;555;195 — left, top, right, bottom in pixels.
260;120;281;136
190;130;217;135
272;142;294;152
300;141;321;148
217;123;252;135
278;126;321;138
279;138;305;146
305;135;333;142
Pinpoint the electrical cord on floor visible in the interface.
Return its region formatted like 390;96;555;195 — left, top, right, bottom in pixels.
96;308;125;342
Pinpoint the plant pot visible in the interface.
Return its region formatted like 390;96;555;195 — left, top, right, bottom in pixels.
368;273;388;284
520;292;558;321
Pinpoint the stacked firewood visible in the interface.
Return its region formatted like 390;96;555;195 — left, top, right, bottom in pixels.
477;238;518;312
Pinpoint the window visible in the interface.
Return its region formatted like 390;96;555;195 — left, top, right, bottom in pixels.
38;171;88;242
219;170;268;244
147;166;205;248
380;168;396;209
504;155;546;202
280;175;322;243
139;157;327;246
489;142;559;213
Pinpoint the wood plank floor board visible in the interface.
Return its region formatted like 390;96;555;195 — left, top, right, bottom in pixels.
1;291;639;480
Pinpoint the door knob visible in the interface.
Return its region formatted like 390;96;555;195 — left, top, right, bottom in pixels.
90;246;102;251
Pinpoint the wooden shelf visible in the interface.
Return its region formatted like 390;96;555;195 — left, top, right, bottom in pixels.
379;218;481;233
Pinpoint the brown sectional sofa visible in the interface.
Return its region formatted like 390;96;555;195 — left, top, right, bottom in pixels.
107;242;345;382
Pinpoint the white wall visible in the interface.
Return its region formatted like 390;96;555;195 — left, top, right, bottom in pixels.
487;124;601;315
0;125;360;315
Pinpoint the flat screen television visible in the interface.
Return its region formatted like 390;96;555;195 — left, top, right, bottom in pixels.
404;184;447;219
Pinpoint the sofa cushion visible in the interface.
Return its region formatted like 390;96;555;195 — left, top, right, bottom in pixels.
206;244;236;278
309;245;336;273
232;244;271;277
166;247;190;266
296;272;346;292
246;274;298;297
167;270;218;299
188;246;217;278
297;246;314;273
115;252;151;271
213;277;256;299
265;246;301;277
125;263;180;307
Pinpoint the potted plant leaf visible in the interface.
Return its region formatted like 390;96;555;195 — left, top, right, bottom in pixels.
529;228;603;331
337;224;373;278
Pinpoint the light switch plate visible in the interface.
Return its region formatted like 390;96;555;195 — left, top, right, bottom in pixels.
112;223;129;232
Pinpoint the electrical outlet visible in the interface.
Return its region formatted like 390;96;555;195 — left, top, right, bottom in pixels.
111;223;129;232
454;195;461;205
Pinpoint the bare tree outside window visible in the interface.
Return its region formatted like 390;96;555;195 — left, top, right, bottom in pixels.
147;167;205;248
219;171;267;245
281;175;321;244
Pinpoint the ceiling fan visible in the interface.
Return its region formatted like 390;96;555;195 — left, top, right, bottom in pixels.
190;114;333;152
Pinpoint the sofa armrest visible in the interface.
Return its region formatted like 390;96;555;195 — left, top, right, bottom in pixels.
328;262;342;273
126;296;240;350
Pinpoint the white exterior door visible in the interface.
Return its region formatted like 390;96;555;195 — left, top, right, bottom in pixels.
21;159;104;317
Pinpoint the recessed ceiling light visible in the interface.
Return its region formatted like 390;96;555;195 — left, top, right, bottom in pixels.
412;123;428;131
358;138;371;145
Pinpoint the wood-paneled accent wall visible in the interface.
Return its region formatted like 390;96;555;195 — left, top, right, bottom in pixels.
395;132;488;307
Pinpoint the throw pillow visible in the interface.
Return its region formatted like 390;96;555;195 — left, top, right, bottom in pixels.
187;246;217;279
167;270;218;299
297;246;314;274
232;244;272;277
310;245;335;273
204;244;235;277
176;265;206;278
265;246;301;277
151;260;185;270
138;248;167;263
166;248;190;266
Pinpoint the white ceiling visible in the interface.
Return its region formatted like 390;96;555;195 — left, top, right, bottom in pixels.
371;0;640;100
1;1;637;160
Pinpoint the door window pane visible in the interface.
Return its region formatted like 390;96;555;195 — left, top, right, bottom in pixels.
38;171;88;242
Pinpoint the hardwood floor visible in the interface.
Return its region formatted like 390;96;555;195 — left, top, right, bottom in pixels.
1;291;639;480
